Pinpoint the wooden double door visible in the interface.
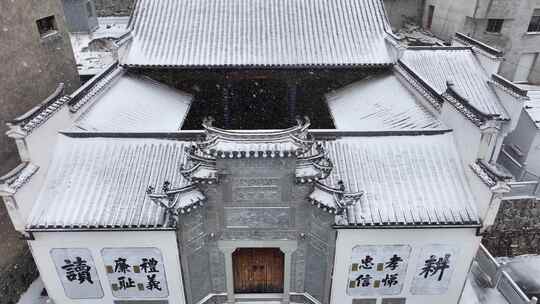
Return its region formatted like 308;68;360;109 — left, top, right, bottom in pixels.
232;248;284;294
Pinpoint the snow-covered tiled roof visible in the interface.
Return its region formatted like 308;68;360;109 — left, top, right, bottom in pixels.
326;72;444;130
123;0;394;67
324;133;479;226
400;48;508;119
27;136;193;229
525;90;540;129
74;73;193;132
28;131;479;229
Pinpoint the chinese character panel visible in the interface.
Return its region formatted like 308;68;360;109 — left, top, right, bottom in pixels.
347;245;411;296
410;244;459;295
102;248;169;298
51;248;104;299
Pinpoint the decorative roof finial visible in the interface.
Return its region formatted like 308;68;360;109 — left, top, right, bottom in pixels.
338;180;345;192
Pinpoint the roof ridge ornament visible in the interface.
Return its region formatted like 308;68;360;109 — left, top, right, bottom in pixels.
195;116;314;159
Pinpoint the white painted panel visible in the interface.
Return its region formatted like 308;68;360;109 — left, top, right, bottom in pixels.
102;248;169;298
410;245;460;295
51;248;104;299
347;245;411;296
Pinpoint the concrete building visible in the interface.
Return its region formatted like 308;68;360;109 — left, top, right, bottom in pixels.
0;0;80;173
93;0;134;16
383;0;425;30
422;0;540;84
2;0;536;304
0;1;80;303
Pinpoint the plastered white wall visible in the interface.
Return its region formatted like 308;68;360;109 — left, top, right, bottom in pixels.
29;230;186;304
441;102;482;166
25;106;72;170
474;52;503;77
525;132;540;176
503;111;538;163
451;40;503;76
331;228;481;304
11;106;74;223
491;86;525;133
464;168;493;220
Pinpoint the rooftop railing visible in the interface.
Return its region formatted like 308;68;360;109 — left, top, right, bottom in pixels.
475;244;538;304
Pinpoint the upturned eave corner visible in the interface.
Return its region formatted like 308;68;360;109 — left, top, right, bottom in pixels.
146;182;207;225
307;181;364;216
295;142;333;183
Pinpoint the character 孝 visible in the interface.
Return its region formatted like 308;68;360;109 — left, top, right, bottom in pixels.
61;257;94;284
385;254;403;271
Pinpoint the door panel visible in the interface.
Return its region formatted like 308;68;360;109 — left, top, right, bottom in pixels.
233;248;284;293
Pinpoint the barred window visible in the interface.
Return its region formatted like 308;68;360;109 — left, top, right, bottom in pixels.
527;9;540;32
486;19;504;33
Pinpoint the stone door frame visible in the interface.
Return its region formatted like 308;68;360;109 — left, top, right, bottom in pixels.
218;240;298;304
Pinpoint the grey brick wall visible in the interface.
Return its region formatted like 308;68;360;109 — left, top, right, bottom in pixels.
483;199;540;257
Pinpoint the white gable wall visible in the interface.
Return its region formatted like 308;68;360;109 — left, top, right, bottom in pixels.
451;40;502;76
525;132;540;176
29;230;186;304
331;228;480;304
11;106;74;223
440;102;482;166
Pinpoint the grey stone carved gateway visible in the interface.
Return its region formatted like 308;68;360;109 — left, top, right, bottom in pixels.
148;118;363;304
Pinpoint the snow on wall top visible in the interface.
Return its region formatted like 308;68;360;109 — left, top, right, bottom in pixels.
27;136;192;229
326;72;444;130
75;73;193;132
324;133;479;226
400;48;508;119
123;0;394;67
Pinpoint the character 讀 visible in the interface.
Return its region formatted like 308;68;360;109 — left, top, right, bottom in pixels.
61;257;94;284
